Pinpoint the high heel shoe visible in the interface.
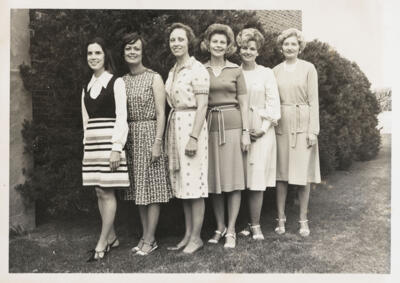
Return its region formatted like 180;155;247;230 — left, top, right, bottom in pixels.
224;233;236;249
107;237;119;251
87;247;109;262
131;238;144;253
274;218;286;235
208;228;227;244
298;220;310;237
250;225;264;240
136;240;158;256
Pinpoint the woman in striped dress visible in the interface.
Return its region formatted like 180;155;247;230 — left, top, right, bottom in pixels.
120;32;173;256
81;37;130;261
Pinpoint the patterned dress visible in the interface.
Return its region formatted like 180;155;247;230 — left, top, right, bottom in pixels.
165;57;210;199
121;69;173;205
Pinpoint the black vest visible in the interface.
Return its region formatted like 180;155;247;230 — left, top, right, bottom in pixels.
84;76;117;119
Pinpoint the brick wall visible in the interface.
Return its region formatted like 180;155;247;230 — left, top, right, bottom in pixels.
256;10;302;33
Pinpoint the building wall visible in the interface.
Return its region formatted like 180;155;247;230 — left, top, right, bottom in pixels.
256;10;302;32
10;9;35;231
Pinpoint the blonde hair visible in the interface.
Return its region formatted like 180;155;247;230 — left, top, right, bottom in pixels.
200;23;237;56
276;28;306;52
236;28;265;50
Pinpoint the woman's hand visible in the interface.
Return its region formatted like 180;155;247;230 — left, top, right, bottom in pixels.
249;129;265;142
185;137;198;157
307;133;318;148
151;141;162;163
241;132;251;152
109;151;121;171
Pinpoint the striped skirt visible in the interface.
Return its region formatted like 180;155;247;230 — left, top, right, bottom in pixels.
82;118;130;189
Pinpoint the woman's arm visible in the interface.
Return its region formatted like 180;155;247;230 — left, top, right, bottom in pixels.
151;73;167;162
307;64;319;147
81;89;89;145
236;70;250;151
110;77;129;170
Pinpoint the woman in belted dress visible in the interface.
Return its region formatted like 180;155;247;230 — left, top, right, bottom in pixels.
236;28;281;240
165;23;210;254
273;28;321;237
120;32;173;256
201;24;250;249
81;37;130;261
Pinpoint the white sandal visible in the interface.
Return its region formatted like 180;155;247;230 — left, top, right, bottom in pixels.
224;233;236;249
274;218;286;235
208;228;227;244
250;225;265;240
298;220;310;237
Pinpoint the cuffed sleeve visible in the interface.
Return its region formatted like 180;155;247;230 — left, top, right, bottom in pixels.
81;89;89;144
192;63;210;95
111;77;129;152
258;69;281;126
307;64;320;135
236;69;247;96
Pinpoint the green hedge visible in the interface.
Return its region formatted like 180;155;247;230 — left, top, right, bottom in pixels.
17;10;381;218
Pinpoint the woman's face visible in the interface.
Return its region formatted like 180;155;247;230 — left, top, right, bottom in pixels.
282;35;300;60
87;43;105;72
169;28;189;58
124;39;143;65
209;33;228;58
239;40;259;64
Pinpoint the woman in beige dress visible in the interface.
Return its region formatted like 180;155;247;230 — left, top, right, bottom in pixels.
273;28;321;237
165;23;210;254
236;28;280;240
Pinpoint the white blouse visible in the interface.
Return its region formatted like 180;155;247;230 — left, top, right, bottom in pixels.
81;71;128;152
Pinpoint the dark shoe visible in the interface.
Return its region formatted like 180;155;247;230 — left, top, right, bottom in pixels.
87;248;108;262
107;237;119;251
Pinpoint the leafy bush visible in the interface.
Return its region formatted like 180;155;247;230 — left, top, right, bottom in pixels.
17;9;380;218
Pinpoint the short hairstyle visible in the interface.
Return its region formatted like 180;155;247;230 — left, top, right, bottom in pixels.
200;23;237;56
86;37;116;73
276;28;306;52
236;28;265;51
121;32;148;65
167;22;196;54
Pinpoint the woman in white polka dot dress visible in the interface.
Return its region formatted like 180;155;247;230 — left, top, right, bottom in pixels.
165;23;210;254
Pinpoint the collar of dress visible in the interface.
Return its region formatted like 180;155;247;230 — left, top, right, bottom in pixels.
204;59;238;70
87;71;113;90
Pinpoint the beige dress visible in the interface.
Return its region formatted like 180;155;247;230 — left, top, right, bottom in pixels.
242;64;280;190
165;57;210;199
273;59;321;185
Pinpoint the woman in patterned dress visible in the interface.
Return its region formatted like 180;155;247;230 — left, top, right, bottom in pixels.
236;28;281;240
120;33;173;255
81;37;130;261
273;28;321;237
201;24;250;249
165;23;210;254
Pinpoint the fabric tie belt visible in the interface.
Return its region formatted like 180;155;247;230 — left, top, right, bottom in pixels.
165;107;197;172
207;104;238;146
281;103;309;148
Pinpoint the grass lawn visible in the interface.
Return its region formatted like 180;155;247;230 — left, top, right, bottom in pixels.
9;135;391;273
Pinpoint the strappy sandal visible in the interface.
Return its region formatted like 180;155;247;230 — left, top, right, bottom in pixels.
87;247;109;262
239;223;251;237
299;220;310;237
250;225;265;240
274;218;286;235
136;240;158;256
131;238;144;253
107;237;119;251
208;228;227;244
224;233;236;249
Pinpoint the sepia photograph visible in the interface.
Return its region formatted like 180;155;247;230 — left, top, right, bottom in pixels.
4;0;397;282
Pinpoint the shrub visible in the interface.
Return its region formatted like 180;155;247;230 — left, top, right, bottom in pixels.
17;10;381;218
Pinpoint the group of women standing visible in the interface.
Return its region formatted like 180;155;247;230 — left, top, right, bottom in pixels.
81;22;320;262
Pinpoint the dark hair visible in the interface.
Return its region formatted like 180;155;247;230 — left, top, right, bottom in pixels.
85;37;116;73
166;22;196;55
120;32;148;66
